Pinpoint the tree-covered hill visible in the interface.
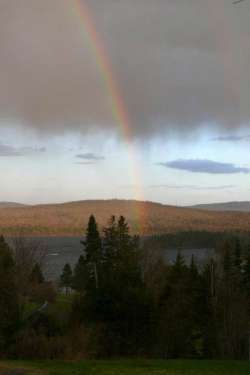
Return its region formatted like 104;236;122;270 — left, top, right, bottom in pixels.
2;199;250;235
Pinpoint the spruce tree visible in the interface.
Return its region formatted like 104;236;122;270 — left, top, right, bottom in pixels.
0;236;20;352
73;255;86;292
190;254;199;278
243;244;250;295
116;216;140;278
29;263;44;284
103;215;118;268
233;237;242;274
102;216;149;355
221;240;233;279
172;251;186;278
60;263;73;293
80;215;151;355
117;216;133;257
82;215;102;290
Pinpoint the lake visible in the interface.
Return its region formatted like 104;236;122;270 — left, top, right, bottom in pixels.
7;236;215;280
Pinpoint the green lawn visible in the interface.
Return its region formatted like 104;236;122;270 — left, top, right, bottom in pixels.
1;360;250;375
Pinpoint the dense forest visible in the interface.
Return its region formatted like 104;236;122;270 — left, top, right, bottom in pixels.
0;215;250;360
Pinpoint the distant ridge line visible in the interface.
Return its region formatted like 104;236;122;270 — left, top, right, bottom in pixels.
1;199;250;212
190;201;250;212
1;199;250;236
0;202;29;208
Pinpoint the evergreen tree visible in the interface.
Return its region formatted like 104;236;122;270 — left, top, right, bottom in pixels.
188;255;208;357
102;216;150;355
83;215;102;290
188;256;201;304
73;216;102;292
212;239;249;359
73;255;86;292
75;215;152;356
190;254;198;278
29;263;44;284
103;215;118;269
200;260;218;358
157;252;193;357
116;216;141;280
221;240;233;279
0;236;20;353
60;263;73;293
172;251;186;279
233;237;242;270
117;216;130;249
243;244;250;295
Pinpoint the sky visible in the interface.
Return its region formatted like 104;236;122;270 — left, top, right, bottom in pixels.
0;0;250;206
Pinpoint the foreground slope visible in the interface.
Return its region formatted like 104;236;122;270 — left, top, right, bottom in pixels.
1;199;250;235
1;360;250;375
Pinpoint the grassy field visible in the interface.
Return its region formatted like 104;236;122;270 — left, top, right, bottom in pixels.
0;360;250;375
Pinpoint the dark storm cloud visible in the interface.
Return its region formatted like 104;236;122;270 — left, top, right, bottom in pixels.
0;0;250;137
75;153;105;161
0;143;46;157
158;159;250;174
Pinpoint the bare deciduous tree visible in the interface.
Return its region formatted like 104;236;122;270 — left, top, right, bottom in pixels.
10;236;48;296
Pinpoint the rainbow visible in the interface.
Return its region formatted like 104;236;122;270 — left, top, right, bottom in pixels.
71;0;146;233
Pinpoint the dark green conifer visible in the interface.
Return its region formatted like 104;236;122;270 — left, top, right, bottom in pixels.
82;215;102;289
221;241;233;277
60;263;73;293
190;255;199;278
29;263;44;284
233;237;242;271
103;215;118;266
0;236;19;352
73;255;86;292
243;244;250;295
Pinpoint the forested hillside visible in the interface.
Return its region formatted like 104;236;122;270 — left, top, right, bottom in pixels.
2;200;250;235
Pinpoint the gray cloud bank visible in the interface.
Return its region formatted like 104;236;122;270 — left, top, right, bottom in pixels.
0;0;250;138
159;159;250;174
0;143;46;157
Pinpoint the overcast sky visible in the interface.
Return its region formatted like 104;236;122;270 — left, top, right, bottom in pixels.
0;0;250;205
